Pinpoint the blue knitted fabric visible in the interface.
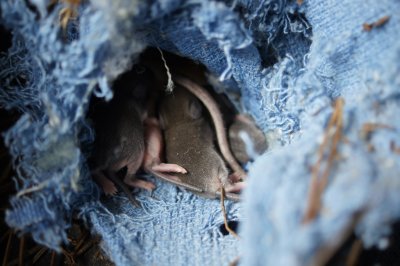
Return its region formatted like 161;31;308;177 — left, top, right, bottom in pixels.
1;0;399;265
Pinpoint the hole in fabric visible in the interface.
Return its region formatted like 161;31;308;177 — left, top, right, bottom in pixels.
0;25;12;53
320;220;400;266
232;2;312;73
260;45;279;68
219;220;239;236
357;221;400;266
87;48;250;200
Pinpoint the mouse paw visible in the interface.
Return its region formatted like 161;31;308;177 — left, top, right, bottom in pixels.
124;178;156;192
225;181;246;193
103;183;118;196
229;172;247;183
151;163;187;174
93;173;118;195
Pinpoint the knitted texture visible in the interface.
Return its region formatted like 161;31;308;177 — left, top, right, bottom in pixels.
1;0;399;265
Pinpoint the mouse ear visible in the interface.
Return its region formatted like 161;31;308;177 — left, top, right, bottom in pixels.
187;98;202;119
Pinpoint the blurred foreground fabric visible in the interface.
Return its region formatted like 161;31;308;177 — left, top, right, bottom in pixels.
1;0;399;265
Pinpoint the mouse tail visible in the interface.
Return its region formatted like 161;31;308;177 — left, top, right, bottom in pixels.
147;168;204;193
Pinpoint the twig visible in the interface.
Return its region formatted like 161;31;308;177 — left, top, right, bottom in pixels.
229;256;241;266
0;229;12;243
61;248;76;265
33;247;48;264
220;187;240;239
94;249;101;259
50;251;56;266
390;140;400;155
59;0;80;32
2;232;13;266
363;15;390;31
360;123;394;140
18;236;25;266
8;245;42;266
346;239;363;266
303;98;344;224
72;230;89;256
311;210;364;266
360;123;395;152
75;238;97;256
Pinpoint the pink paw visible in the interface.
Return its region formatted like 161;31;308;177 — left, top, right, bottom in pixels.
151;163;187;174
225;181;246;193
93;173;118;195
229;172;246;183
103;181;118;196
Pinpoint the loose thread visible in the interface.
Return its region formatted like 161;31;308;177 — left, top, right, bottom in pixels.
16;182;47;198
157;47;175;93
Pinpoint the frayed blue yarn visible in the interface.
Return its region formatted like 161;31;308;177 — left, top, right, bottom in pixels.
242;0;400;265
1;0;399;265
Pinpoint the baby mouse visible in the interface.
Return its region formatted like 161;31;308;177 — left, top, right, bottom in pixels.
159;84;240;200
141;52;244;179
173;76;246;189
229;114;268;164
142;54;245;192
140;98;190;189
90;70;155;206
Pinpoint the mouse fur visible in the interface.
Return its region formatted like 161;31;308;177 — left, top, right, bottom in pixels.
159;85;233;198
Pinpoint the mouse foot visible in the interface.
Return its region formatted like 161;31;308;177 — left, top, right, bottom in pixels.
229;172;247;183
103;182;118;196
151;163;187;174
93;173;118;195
123;177;156;192
225;181;246;193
